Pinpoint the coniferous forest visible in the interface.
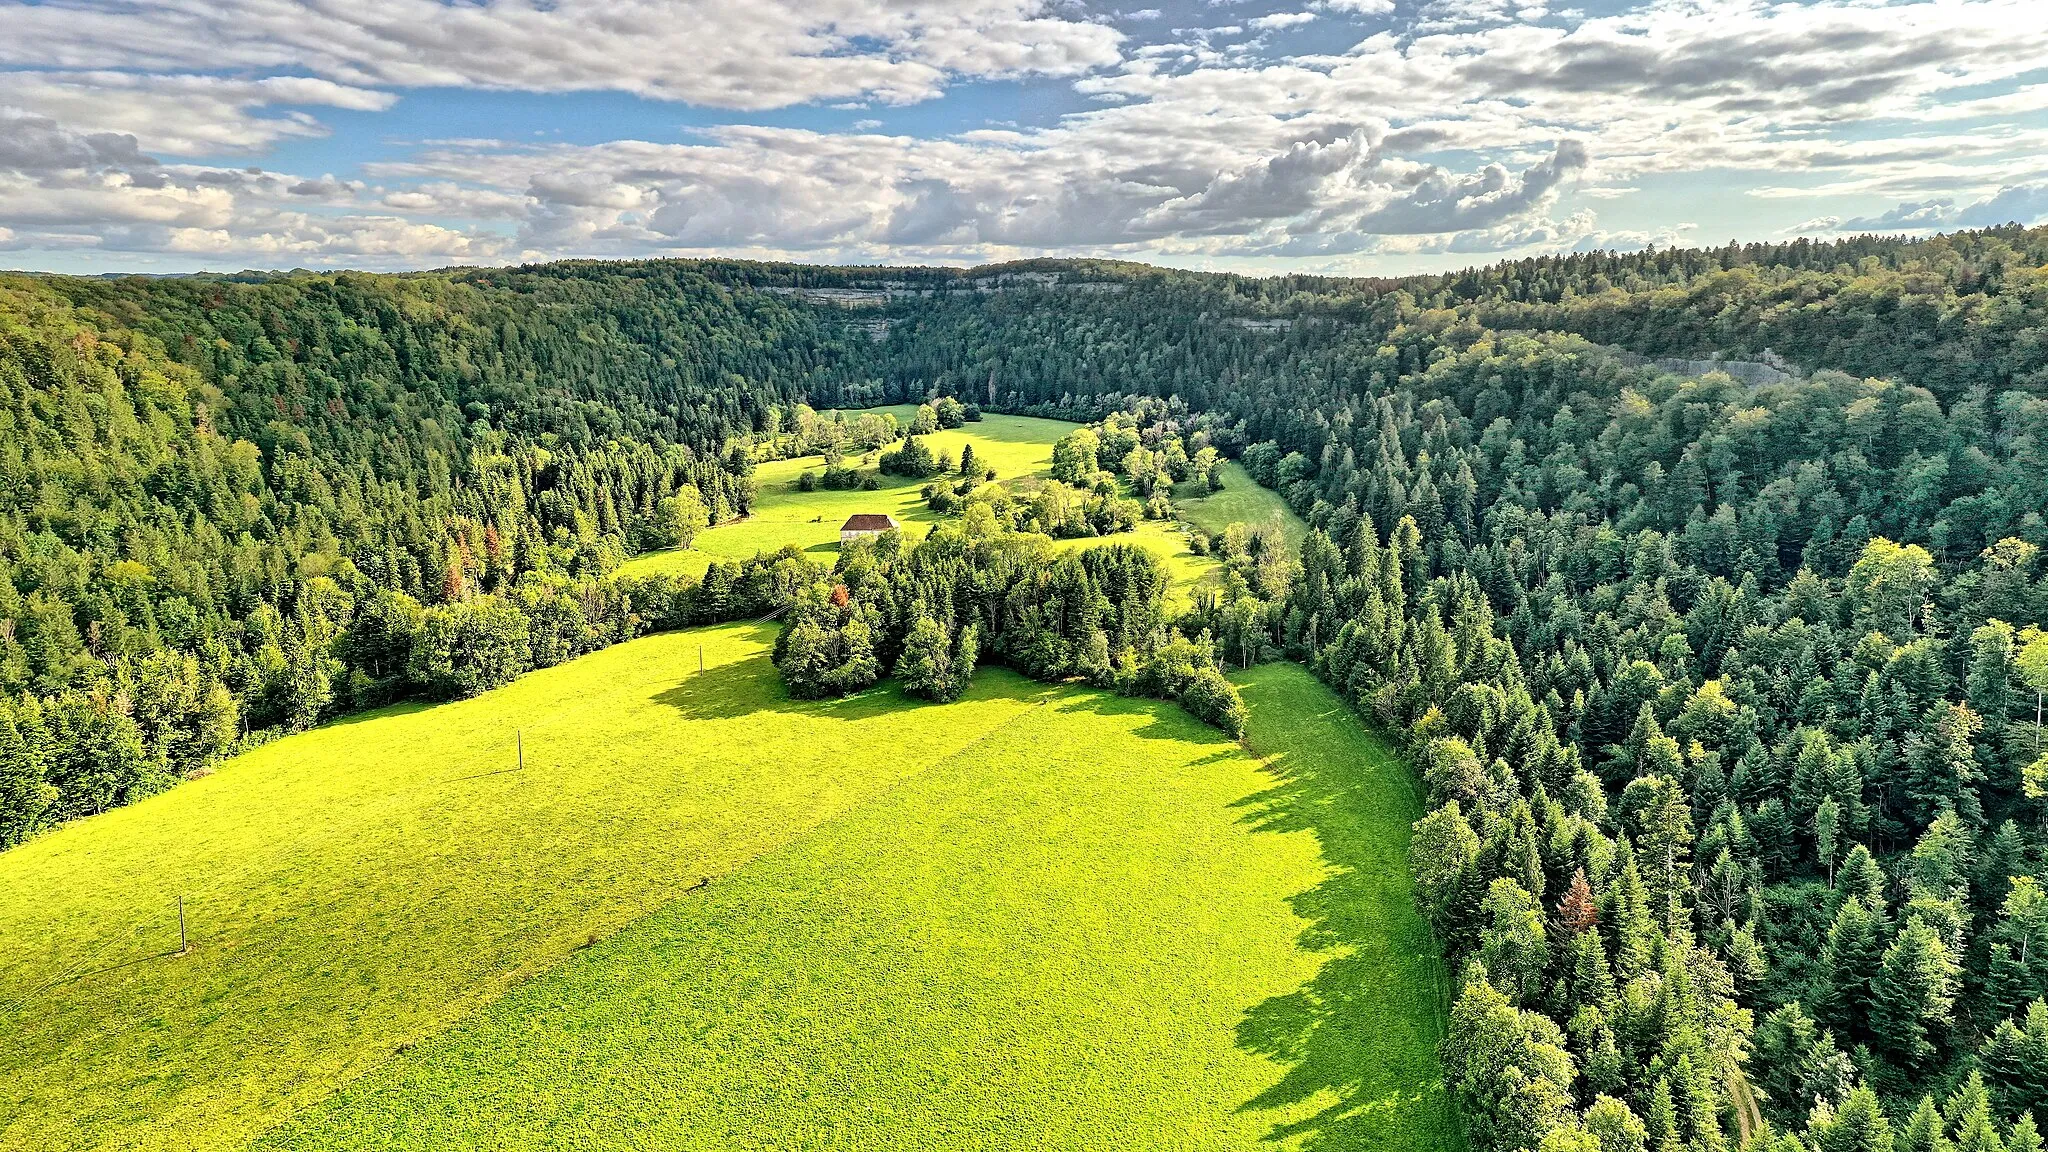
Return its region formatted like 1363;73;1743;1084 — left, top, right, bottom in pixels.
8;226;2048;1152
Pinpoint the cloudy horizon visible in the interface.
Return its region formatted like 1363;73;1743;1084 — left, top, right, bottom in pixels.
2;0;2046;276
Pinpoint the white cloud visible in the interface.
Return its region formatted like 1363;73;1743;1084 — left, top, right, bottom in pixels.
0;0;1123;113
1249;12;1317;30
0;72;393;154
1808;180;2048;236
5;0;2048;268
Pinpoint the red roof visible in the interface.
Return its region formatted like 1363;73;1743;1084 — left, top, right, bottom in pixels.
841;514;898;532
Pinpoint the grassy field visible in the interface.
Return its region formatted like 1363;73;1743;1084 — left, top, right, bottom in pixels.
0;624;1053;1152
260;662;1458;1152
0;633;1456;1152
1175;460;1308;553
621;409;1295;604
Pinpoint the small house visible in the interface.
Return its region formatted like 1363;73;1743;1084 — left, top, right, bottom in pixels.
840;513;899;545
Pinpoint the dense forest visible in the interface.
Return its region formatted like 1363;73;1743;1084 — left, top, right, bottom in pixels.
7;225;2048;1151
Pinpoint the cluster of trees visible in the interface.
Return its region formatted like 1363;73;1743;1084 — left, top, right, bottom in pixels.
771;405;900;459
772;521;1245;737
0;544;818;846
797;462;882;492
763;398;982;462
1051;412;1224;500
879;434;945;478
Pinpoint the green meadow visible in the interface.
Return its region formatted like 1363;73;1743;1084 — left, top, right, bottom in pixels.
1175;460;1309;553
617;411;1077;579
1;625;1042;1151
1;635;1456;1152
262;662;1458;1152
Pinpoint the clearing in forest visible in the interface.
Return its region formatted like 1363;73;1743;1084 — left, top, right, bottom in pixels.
616;408;1299;602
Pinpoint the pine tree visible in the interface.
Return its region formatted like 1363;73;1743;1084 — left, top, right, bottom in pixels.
1946;1074;2005;1152
1834;845;1887;912
1872;918;1962;1077
1814;896;1886;1041
1413;800;1482;941
2009;1116;2043;1152
1980;1001;2048;1120
1896;1096;1951;1152
1558;867;1599;935
1481;878;1549;1005
1808;1086;1892;1152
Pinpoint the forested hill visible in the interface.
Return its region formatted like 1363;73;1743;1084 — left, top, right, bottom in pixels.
0;264;858;834
6;225;2048;1151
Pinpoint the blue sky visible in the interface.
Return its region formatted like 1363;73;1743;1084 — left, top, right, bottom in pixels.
2;0;2046;275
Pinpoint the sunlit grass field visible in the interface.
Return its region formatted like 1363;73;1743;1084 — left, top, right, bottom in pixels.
617;412;1076;579
261;663;1460;1152
2;633;1457;1152
619;410;1300;604
1175;460;1309;553
0;624;1049;1151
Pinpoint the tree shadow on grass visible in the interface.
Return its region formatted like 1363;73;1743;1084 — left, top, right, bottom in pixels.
650;657;915;726
1040;687;1241;745
1230;680;1464;1152
317;701;433;729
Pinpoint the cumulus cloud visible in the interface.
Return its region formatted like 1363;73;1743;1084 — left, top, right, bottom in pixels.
1814;180;2048;235
1955;183;2048;229
0;0;1123;112
0;110;158;178
4;0;2048;268
0;72;393;155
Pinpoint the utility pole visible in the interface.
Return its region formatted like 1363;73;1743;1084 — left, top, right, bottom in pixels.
177;896;188;955
699;645;705;673
517;729;524;772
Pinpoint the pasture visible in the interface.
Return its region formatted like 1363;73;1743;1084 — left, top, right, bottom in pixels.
262;662;1460;1152
2;411;1447;1152
1;635;1458;1152
0;624;1043;1151
617;411;1077;578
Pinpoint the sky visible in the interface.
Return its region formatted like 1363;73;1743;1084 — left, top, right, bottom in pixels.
2;0;2046;276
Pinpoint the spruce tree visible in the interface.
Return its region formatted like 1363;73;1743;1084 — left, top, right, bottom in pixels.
1871;918;1962;1077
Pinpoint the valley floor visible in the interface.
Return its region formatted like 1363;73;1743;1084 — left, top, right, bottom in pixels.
2;628;1455;1152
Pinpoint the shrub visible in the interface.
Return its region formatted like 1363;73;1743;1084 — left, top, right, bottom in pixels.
879;435;940;478
1178;666;1249;740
